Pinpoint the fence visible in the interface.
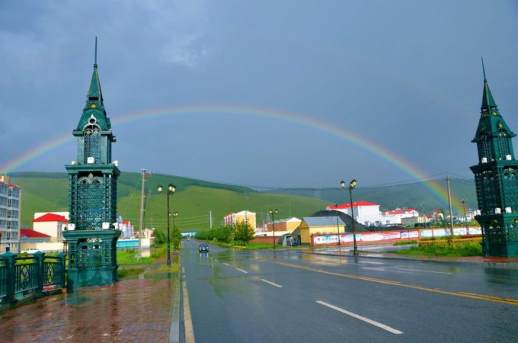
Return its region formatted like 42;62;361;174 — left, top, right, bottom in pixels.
0;251;65;307
311;227;483;246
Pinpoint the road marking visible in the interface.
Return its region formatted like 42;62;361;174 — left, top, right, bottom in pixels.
359;261;385;265
182;279;196;343
273;261;518;306
395;267;451;275
259;278;283;288
222;262;249;274
316;300;403;335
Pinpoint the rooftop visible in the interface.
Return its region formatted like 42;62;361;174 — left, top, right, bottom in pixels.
20;228;51;239
327;201;379;209
303;216;346;227
33;213;69;223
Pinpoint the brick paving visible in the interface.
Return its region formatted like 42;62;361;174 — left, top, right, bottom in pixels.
0;270;179;343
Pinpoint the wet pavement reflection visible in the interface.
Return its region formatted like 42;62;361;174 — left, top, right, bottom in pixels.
0;264;179;343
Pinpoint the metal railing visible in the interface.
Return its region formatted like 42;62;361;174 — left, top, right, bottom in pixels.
0;251;65;307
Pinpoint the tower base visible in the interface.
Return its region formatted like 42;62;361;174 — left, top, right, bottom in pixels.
64;229;121;289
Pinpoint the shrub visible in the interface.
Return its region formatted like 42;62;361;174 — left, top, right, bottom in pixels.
234;222;255;244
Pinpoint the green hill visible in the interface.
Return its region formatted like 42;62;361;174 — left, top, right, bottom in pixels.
267;178;477;215
10;172;327;232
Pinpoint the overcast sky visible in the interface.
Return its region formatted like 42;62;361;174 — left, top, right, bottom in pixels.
1;0;518;187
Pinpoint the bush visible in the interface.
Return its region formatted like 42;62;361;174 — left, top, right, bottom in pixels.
153;229;167;246
234;222;254;244
213;226;234;243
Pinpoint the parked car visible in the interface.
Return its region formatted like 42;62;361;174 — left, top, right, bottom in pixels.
199;243;209;253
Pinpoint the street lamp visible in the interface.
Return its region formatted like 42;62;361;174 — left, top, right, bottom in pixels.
341;179;358;256
157;183;176;266
268;209;279;249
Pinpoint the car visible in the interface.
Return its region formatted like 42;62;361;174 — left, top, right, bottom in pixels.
199;243;209;253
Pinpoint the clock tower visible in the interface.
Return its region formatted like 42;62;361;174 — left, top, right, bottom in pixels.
470;60;518;257
63;38;121;288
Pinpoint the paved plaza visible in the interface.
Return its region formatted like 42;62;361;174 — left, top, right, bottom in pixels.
0;267;178;343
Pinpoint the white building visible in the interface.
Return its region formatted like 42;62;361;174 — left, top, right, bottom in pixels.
0;176;21;252
118;219;135;239
32;212;69;241
383;208;420;225
327;201;383;226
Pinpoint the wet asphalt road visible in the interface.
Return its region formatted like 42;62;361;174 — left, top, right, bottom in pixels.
181;240;518;343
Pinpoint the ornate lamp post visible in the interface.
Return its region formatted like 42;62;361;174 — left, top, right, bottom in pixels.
157;184;176;266
268;209;279;249
341;179;358;256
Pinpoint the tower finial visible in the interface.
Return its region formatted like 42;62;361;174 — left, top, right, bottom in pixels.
94;36;98;66
481;56;487;82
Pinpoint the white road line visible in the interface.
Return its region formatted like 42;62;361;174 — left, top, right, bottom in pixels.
395;267;451;275
259;278;283;288
359;261;385;265
316;300;403;335
222;262;249;274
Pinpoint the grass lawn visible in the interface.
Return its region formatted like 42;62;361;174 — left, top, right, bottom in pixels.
117;246;167;265
393;240;482;257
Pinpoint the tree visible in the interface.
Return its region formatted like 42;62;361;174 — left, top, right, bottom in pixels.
234;222;255;245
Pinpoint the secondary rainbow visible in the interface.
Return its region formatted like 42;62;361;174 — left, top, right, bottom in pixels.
0;104;464;212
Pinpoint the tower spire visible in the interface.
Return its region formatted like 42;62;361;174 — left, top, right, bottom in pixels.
484;57;487;82
94;36;98;67
480;58;497;112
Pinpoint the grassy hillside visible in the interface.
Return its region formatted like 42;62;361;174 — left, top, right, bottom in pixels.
10;172;327;231
268;178;477;215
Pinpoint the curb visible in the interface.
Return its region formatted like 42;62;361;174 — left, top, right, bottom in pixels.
169;262;182;343
302;251;518;270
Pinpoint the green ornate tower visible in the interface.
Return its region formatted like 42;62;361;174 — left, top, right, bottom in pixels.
471;60;518;257
63;39;121;288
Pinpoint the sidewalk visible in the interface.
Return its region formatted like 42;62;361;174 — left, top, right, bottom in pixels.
0;260;180;343
307;246;518;270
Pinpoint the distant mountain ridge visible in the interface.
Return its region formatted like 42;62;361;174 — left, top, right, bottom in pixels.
265;178;477;214
8;172;327;231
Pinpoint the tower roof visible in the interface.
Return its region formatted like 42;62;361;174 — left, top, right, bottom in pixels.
75;37;111;132
87;64;104;102
481;58;497;112
473;58;515;142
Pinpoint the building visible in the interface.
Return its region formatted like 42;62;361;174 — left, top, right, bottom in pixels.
0;176;21;252
32;212;69;241
118;218;134;239
265;217;302;233
297;216;346;244
63;40;121;288
470;62;518;257
19;228;53;252
327;201;382;226
383;208;419;225
257;217;302;237
224;210;256;231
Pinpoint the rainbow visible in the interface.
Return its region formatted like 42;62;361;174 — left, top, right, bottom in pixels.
0;104;464;212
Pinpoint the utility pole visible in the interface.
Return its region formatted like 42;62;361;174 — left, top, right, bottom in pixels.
446;176;455;243
209;210;213;229
138;169;149;250
461;200;469;236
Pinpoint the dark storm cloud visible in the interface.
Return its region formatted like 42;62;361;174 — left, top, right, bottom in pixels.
1;0;518;187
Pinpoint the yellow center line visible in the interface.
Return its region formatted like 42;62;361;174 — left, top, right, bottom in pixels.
272;260;518;306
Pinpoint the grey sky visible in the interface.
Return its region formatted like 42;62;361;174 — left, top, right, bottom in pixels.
1;0;517;187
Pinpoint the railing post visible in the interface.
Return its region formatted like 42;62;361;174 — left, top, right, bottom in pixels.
33;252;44;296
2;251;16;304
57;252;66;289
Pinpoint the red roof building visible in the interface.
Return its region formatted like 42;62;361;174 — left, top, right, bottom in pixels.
327;201;379;210
32;213;68;223
20;228;51;239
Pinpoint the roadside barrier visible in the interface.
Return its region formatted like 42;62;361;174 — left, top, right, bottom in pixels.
0;251;65;308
